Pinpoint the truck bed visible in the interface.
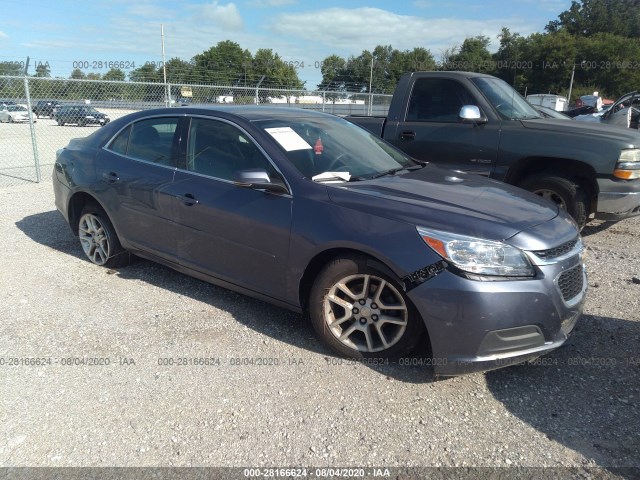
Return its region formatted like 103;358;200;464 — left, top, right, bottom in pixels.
345;115;387;137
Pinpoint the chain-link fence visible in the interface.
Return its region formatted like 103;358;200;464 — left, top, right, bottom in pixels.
0;76;392;186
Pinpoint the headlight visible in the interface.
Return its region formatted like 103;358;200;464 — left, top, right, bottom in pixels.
417;227;534;277
614;149;640;179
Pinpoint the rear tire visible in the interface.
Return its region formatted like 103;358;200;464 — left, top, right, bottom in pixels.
78;204;130;268
309;255;424;359
519;175;588;228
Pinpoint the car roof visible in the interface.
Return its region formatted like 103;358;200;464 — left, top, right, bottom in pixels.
162;105;333;122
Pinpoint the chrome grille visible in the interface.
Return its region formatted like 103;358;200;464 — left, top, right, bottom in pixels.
557;265;584;302
533;237;579;260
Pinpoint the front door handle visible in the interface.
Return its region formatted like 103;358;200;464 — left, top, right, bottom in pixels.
102;171;119;183
399;131;416;141
181;193;199;206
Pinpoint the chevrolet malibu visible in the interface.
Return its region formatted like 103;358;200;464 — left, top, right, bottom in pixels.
52;106;586;375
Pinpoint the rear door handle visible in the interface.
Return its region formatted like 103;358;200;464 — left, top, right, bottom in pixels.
399;131;416;140
102;171;119;183
181;193;199;206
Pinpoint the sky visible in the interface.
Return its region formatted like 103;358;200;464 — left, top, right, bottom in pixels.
0;0;573;88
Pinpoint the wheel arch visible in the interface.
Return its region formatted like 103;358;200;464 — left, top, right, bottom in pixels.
504;156;599;212
298;247;405;312
67;191;111;236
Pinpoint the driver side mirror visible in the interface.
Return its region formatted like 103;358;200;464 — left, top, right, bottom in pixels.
233;168;288;194
458;105;488;125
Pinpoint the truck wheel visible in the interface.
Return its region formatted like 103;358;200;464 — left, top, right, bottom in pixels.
309;255;424;359
520;175;588;228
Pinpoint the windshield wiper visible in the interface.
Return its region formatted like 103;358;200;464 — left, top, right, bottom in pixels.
367;164;424;180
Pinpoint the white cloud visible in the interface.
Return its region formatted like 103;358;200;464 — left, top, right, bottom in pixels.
197;1;244;31
0;31;8;40
270;7;535;59
248;0;297;7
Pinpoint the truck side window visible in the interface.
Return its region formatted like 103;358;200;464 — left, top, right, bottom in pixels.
407;78;476;123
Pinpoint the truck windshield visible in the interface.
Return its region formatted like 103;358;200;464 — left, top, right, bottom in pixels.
472;77;541;120
255;116;419;182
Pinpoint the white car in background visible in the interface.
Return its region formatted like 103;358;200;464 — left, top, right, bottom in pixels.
0;104;35;123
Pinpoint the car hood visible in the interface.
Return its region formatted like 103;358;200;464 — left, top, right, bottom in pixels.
521;117;640;144
326;165;560;242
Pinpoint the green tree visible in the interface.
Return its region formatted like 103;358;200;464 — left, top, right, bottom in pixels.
103;68;126;81
519;31;578;95
445;36;494;74
34;63;51;77
129;62;161;82
192;40;252;84
317;54;348;93
492;28;529;85
546;0;640;37
70;68;86;79
404;47;436;72
253;49;303;89
0;61;23;76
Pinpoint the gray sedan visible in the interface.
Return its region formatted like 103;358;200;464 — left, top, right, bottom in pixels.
52;106;586;375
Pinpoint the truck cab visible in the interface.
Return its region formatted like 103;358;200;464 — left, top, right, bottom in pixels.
347;72;640;227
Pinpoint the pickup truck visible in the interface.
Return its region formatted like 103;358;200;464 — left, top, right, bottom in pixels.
346;71;640;227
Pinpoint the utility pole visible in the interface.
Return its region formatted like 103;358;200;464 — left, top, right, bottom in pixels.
368;54;374;116
161;24;169;106
567;63;576;111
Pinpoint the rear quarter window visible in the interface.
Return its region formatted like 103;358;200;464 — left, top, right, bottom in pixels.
106;117;180;167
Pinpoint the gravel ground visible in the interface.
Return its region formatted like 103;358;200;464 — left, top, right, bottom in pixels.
0;182;639;476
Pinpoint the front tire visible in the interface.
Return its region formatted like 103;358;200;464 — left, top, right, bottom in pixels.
309;256;424;359
78;204;129;268
519;175;588;228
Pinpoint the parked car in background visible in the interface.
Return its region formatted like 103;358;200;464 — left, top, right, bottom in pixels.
526;94;567;112
565;105;597;118
32;100;61;118
53;106;586;376
55;105;110;126
575;91;639;130
533;105;572;120
0;104;35;123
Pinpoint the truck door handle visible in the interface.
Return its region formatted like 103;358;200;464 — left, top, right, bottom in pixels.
181;193;199;206
400;131;416;140
102;171;119;183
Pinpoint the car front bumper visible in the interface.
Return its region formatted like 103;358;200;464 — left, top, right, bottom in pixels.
407;253;586;376
595;178;640;220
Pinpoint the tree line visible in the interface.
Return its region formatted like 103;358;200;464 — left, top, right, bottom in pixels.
1;0;639;103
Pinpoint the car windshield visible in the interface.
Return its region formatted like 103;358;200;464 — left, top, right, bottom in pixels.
472;77;541;120
83;107;99;114
255;116;419;182
8;105;27;112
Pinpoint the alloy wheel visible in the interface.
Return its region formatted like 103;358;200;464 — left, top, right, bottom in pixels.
323;274;408;353
78;213;110;265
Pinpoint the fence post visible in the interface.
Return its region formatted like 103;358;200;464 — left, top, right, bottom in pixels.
23;76;41;182
165;82;171;107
